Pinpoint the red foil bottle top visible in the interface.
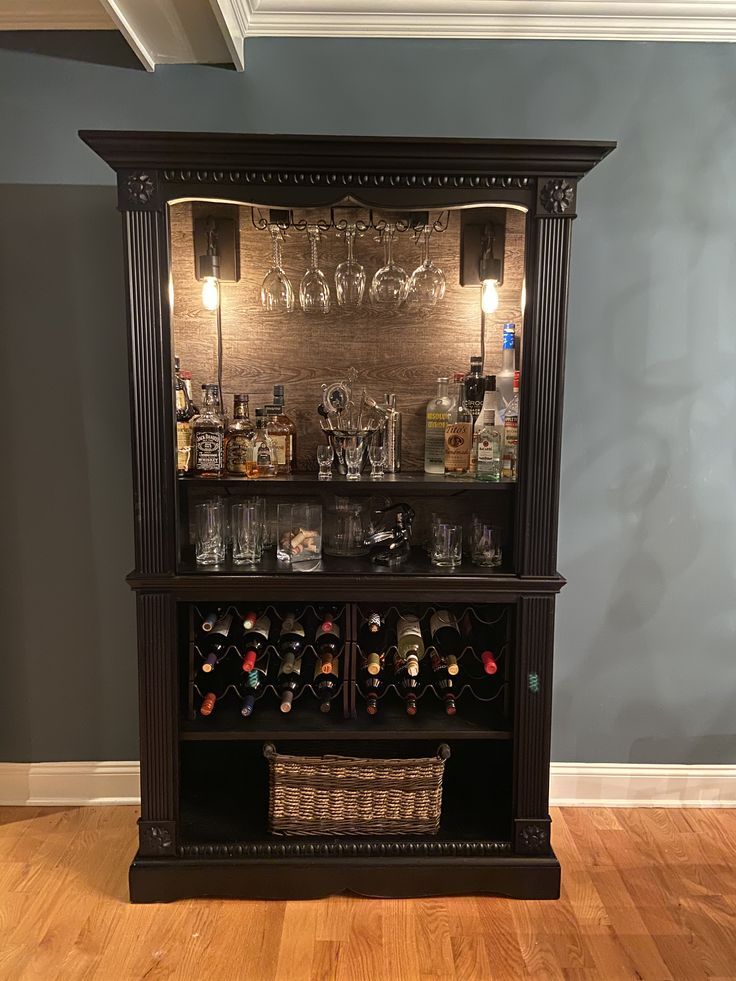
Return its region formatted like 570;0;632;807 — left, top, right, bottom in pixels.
481;651;498;675
200;693;216;717
243;611;258;630
366;696;379;716
320;619;334;633
405;696;418;717
242;649;257;672
444;694;457;716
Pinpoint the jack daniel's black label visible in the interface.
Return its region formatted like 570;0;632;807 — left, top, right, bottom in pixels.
193;430;223;471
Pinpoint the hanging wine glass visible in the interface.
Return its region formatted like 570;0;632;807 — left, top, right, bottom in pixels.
369;224;408;311
334;225;366;308
260;226;294;313
406;226;446;312
299;226;331;314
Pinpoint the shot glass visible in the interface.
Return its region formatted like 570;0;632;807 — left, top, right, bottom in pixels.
195;500;227;566
231;503;263;565
345;445;364;481
368;437;386;478
317;444;334;479
431;522;462;569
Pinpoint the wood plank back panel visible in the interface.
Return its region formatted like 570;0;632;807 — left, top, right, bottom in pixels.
170;204;525;472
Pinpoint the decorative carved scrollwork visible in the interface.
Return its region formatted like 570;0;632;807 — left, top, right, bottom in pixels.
517;822;550;855
539;178;575;215
162;169;531;191
139;822;174;855
178;839;512;859
124;171;156;206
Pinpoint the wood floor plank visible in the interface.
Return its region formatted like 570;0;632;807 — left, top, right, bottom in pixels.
0;805;733;981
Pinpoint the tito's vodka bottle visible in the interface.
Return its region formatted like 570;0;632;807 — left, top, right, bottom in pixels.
424;377;451;474
191;384;224;476
444;378;473;476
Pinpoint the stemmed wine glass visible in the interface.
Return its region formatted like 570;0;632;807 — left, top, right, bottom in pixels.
334;225;366;308
406;226;446;312
260;226;294;313
370;224;408;311
299;226;331;314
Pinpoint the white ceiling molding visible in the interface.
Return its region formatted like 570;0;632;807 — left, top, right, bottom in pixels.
98;0;233;71
209;0;250;70
219;1;736;43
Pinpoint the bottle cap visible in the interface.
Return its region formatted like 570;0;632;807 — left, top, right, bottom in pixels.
243;611;257;630
484;375;496;391
181;370;192;380
437;376;449;384
320;619;334;633
470;356;483;368
405;696;417;717
234;393;249;405
280;691;294;713
481;651;498;675
273;384;285;399
240;695;255;718
452;372;465;383
366;695;379;716
446;655;460;676
200;693;216;717
319;699;332;714
444;694;457;716
503;322;516;331
174;356;180;371
255;407;265;417
242;650;257;672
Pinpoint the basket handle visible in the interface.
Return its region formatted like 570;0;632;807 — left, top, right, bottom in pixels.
437;744;451;761
263;742;277;760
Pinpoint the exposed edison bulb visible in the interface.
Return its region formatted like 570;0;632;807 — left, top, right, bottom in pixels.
521;280;527;315
481;278;499;315
201;276;219;312
168;276;175;314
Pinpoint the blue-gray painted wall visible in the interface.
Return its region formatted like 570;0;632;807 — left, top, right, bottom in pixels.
1;37;733;763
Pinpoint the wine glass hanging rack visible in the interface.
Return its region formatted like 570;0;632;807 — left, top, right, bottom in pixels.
249;206;451;237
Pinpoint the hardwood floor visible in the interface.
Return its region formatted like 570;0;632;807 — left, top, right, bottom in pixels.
0;806;734;980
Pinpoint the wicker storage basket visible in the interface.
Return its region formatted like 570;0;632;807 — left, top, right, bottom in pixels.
264;742;451;836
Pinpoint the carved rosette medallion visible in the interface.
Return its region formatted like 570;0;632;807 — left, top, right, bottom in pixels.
139;822;174;855
517;822;550;855
119;170;159;210
539;178;576;215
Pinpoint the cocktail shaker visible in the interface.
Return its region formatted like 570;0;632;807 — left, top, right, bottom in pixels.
384;393;402;473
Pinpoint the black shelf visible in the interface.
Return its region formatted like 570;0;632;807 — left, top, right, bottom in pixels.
178;473;516;495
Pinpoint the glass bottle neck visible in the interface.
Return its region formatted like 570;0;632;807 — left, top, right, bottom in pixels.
436;380;448;398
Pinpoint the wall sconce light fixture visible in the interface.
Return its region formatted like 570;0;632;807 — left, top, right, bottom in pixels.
460;210;506;363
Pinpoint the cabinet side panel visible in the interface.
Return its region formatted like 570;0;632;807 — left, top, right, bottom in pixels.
123;209;175;574
517;216;572;576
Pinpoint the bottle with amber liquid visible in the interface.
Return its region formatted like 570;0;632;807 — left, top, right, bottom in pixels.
444;377;473;476
224;394;255;476
174;357;195;475
191;383;224;476
245;409;277;478
266;384;297;473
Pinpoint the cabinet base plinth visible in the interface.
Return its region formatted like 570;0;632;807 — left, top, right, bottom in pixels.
129;851;561;903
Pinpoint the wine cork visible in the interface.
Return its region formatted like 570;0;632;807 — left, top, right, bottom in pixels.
366;652;382;676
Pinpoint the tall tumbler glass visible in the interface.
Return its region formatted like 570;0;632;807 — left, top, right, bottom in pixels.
195;500;227;566
231;503;263;565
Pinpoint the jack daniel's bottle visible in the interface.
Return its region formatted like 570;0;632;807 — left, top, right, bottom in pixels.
191;384;224;476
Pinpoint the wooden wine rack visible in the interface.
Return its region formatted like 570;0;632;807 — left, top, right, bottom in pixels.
80;130;615;902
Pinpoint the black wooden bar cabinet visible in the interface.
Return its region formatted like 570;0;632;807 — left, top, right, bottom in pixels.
81;131;614;902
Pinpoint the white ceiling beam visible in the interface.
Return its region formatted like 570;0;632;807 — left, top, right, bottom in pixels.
233;1;736;43
98;0;235;71
209;0;250;70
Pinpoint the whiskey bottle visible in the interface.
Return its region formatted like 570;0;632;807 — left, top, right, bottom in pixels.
224;394;254;476
502;371;520;481
475;377;503;482
397;614;425;677
245;409;277;478
181;369;198;414
191;383;224;476
314;659;339;713
444;379;473;477
424;377;452;474
315;619;341;674
464;355;485;426
174;357;195;475
240;614;271;673
497;323;517;423
277;612;305;674
270;384;297;473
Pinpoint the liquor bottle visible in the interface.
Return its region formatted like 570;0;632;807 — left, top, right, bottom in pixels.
363;673;385;716
394;653;420;716
245;409;277;478
224;394;255;475
240;613;271;673
444;379;473;477
358;614;387;676
430;652;459;715
199;611;233;672
475;377;503;482
424;377;452;474
497;323;517;423
315;618;341;674
313;659;339;713
267;384;297;473
277;612;305;674
384;393;402;473
397;614;425;677
240;667;265;718
464;355;485;426
191;383;224;476
278;656;302;713
429;610;462;674
174;357;195;475
502;371;520;481
181;369;198;414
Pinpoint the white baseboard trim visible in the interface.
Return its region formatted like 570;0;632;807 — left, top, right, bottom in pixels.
0;761;734;808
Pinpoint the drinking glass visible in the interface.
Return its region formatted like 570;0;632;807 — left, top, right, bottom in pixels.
231;503;263;565
471;522;503;568
195;500;227;566
406;227;446;312
299;227;331;314
317;444;334;479
345;445;364;480
431;522;462;569
334;226;366;308
261;227;295;313
368;432;386;478
370;225;408;311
